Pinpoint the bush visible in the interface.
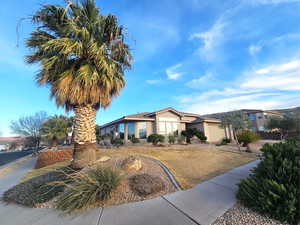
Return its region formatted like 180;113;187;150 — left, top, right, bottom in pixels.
181;128;206;143
35;149;73;169
56;167;121;212
195;131;207;142
147;134;165;145
130;137;140;144
237;130;259;147
168;135;176;144
3;167;73;207
129;174;165;196
237;140;300;225
111;138;124;147
219;138;231;145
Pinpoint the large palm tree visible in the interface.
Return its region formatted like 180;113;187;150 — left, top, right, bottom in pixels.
26;0;132;168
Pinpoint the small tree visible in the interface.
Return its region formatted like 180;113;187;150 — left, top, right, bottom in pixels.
221;111;250;151
236;130;259;147
41;115;73;146
10;111;48;150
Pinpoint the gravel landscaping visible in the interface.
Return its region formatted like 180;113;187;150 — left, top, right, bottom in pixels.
212;204;289;225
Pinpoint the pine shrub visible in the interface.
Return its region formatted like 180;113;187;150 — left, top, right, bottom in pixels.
237;139;300;225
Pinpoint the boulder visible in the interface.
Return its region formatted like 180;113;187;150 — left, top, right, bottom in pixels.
129;174;165;196
121;156;142;172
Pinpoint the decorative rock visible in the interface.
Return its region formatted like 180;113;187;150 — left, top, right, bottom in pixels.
98;156;111;162
121;156;142;172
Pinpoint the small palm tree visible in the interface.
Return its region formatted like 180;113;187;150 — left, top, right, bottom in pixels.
26;0;132;168
41;115;73;146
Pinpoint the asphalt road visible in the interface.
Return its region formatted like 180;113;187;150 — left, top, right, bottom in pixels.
0;151;33;167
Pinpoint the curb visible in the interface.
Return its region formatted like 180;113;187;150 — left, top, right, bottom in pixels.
139;155;182;191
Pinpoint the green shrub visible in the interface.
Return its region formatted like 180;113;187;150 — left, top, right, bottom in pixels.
3;167;73;207
147;134;165;145
168;135;176;144
237;140;300;225
56;167;121;213
181;128;206;143
237;130;259;146
129;174;165;196
219;138;231;146
130;137;140;144
111;138;124;146
195;131;207;142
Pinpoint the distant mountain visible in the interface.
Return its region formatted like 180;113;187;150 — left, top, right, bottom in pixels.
273;107;300;115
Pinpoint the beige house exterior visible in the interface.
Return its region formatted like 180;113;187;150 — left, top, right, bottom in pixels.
100;107;229;143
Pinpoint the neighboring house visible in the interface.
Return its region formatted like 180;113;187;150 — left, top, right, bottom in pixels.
100;107;229;143
0;137;25;151
206;109;283;132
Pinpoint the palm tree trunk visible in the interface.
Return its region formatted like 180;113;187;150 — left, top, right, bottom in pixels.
71;105;97;169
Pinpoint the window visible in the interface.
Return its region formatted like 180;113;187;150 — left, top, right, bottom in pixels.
139;122;147;139
159;122;165;134
248;114;256;120
128;123;135;139
159;121;179;135
118;123;125;139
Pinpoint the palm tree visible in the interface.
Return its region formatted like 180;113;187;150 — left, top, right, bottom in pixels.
41;115;73;146
26;0;132;168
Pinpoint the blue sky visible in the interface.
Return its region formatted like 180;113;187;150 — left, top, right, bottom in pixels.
1;0;300;136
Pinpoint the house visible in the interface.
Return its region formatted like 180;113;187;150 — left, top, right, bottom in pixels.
0;137;25;151
205;109;283;132
100;107;230;143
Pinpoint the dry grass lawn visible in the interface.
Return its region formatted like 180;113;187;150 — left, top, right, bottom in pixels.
97;145;257;189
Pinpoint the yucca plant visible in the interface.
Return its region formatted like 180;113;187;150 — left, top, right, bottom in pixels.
55;166;121;213
26;0;132;168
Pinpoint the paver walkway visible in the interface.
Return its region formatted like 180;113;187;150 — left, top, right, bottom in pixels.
0;159;260;225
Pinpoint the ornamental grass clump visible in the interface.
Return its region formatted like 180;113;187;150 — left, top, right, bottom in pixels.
237;139;300;225
55;166;121;213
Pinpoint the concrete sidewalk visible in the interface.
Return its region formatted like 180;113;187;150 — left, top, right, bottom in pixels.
0;157;37;197
0;159;260;225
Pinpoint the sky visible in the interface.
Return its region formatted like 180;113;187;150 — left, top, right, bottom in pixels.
1;0;300;136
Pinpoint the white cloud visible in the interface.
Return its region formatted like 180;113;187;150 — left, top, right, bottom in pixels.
189;18;226;60
178;59;300;114
242;60;300;90
166;63;184;80
248;44;262;55
186;72;214;88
